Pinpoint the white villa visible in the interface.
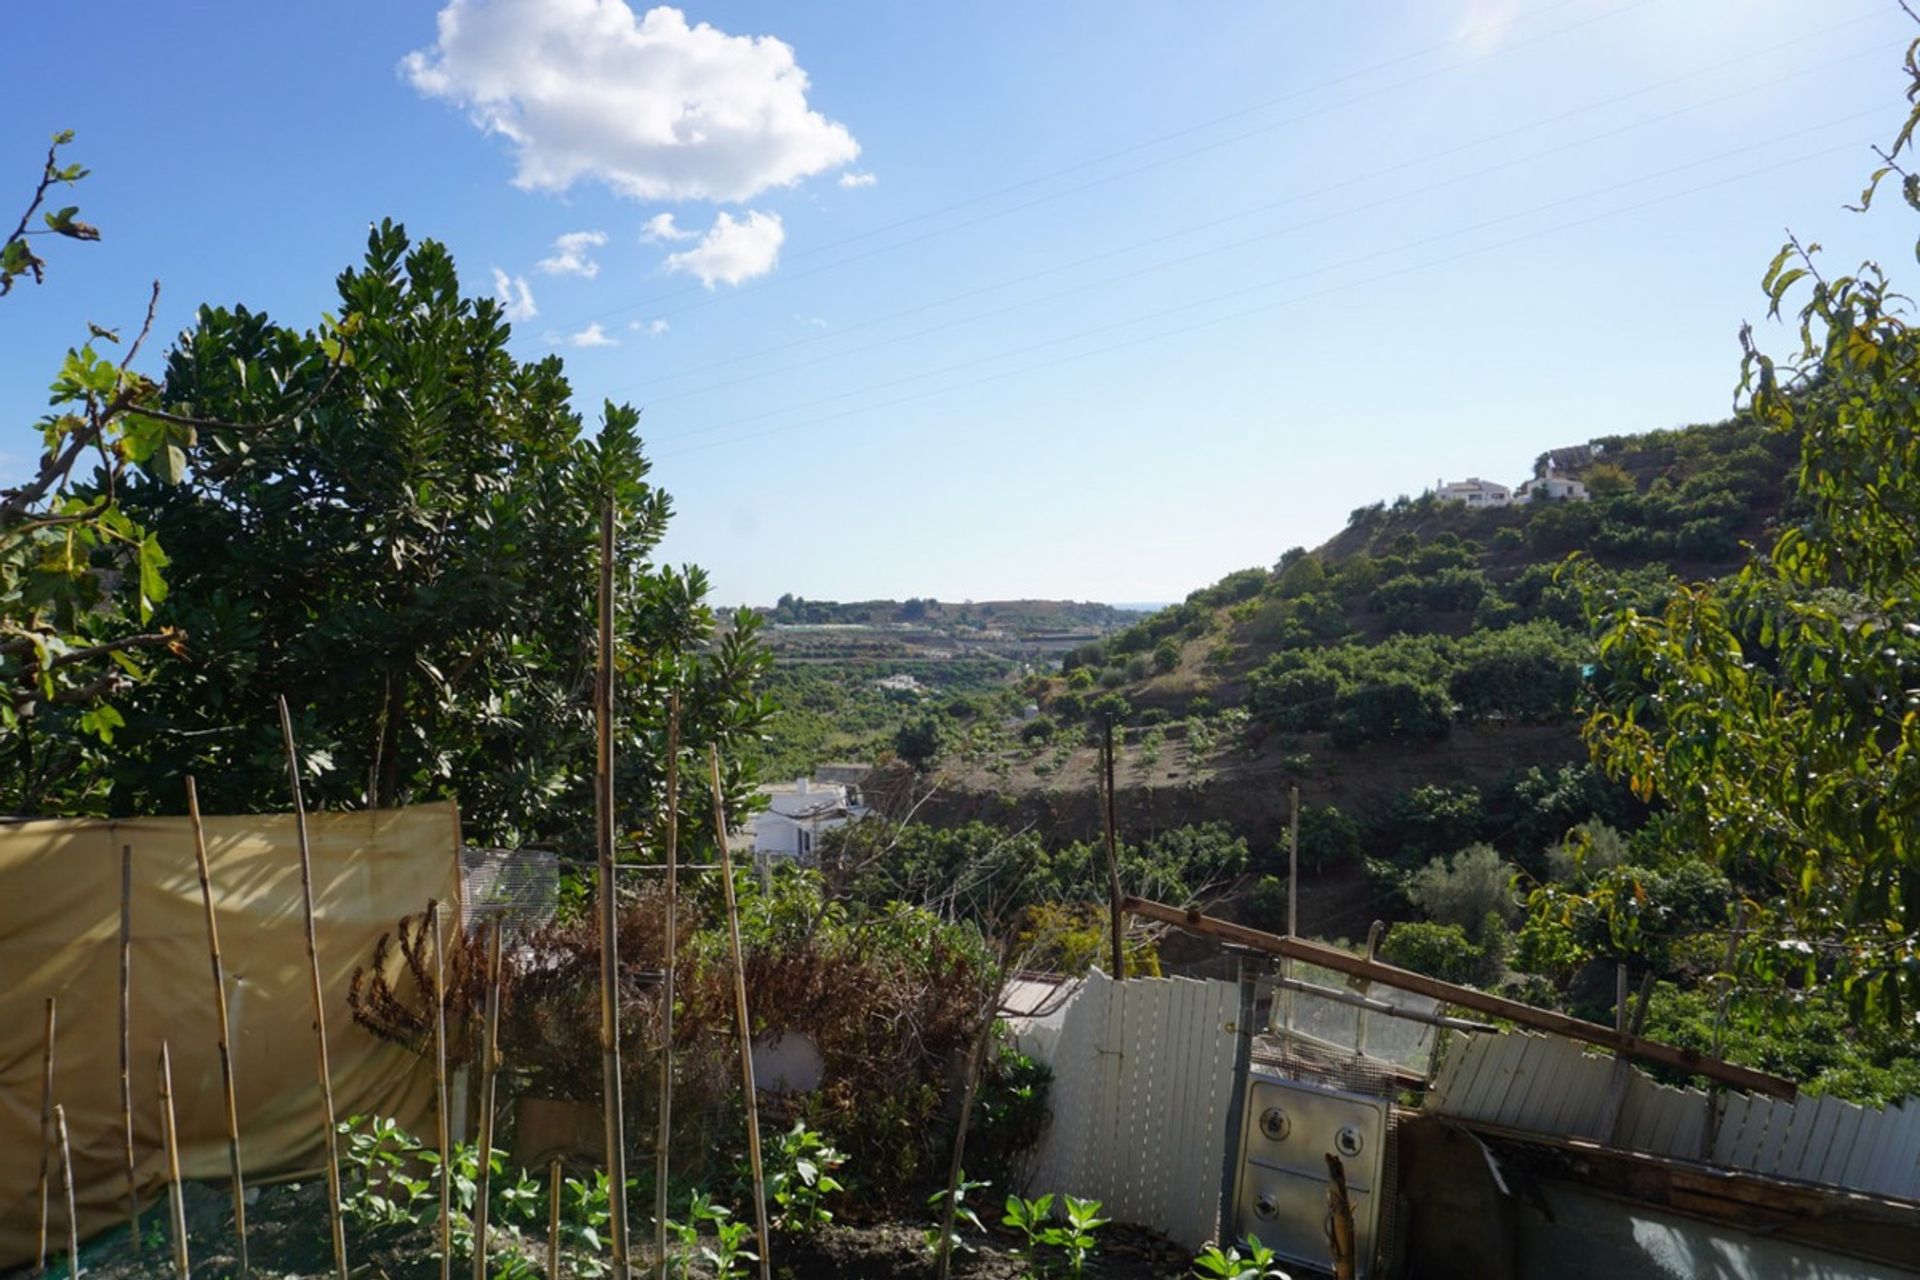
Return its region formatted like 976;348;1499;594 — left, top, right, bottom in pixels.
1517;469;1589;503
1433;477;1514;507
1436;465;1590;507
750;775;869;862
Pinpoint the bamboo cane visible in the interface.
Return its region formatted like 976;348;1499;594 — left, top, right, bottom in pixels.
430;901;453;1280
118;842;139;1252
1100;720;1123;978
653;693;681;1280
278;694;349;1280
158;1043;189;1279
472;922;504;1280
548;1158;563;1279
186;775;250;1276
708;747;772;1280
594;501;632;1280
34;996;54;1277
54;1105;79;1279
1325;1153;1355;1280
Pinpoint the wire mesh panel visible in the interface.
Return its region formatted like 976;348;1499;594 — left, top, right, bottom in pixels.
460;847;560;934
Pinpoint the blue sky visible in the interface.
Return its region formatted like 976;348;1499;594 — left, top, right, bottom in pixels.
4;0;1916;606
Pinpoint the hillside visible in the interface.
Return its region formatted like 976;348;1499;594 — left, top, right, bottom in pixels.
884;411;1799;932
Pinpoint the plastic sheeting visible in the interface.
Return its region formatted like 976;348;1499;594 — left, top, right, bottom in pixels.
0;803;462;1267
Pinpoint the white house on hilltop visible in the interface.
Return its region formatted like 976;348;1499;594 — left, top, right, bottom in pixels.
1434;477;1513;507
751;776;869;862
1517;470;1589;503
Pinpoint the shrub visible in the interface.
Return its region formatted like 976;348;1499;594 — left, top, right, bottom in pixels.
1049;689;1086;722
1408;843;1517;937
1297;803;1363;873
1125;653;1153;681
1246;876;1290;932
1153;638;1180;672
1491;526;1524;550
1327;676;1451;747
1020;715;1056;744
1380;921;1482;984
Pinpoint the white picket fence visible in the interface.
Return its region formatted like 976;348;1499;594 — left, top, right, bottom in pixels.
1014;969;1241;1250
1428;1031;1920;1202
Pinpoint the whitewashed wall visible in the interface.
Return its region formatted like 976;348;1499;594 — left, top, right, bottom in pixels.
1014;969;1241;1250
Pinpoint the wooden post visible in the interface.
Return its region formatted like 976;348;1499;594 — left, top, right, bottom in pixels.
548;1158;564;1280
654;694;681;1280
430;901;452;1280
119;842;139;1252
472;923;504;1280
594;501;632;1280
1121;895;1799;1098
158;1043;189;1280
278;694;350;1280
54;1105;79;1279
34;996;54;1277
187;776;249;1276
1100;719;1123;978
1325;1153;1355;1280
709;747;772;1280
1287;785;1300;937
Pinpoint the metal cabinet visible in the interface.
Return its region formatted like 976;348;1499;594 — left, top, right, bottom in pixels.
1233;1073;1388;1276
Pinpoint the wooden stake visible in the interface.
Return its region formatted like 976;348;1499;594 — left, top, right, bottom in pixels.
709;747;772;1280
34;996;54;1277
654;693;681;1280
54;1105;79;1279
119;842;139;1253
1122;895;1799;1097
548;1158;564;1280
472;922;504;1280
158;1043;189;1280
278;694;350;1280
1287;785;1300;937
1325;1153;1356;1280
1100;719;1123;978
594;501;632;1280
430;901;452;1280
187;776;249;1276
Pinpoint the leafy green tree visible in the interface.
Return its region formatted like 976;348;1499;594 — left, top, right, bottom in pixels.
1579;58;1920;1025
894;714;944;772
5;135;331;812
61;222;765;847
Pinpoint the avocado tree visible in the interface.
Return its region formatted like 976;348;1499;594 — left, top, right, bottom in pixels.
1577;39;1920;1026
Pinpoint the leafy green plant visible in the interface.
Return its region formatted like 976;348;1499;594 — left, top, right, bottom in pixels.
338;1114;433;1232
698;1204;759;1280
664;1190;729;1279
1002;1193;1107;1277
766;1119;847;1232
923;1175;990;1256
1192;1237;1292;1279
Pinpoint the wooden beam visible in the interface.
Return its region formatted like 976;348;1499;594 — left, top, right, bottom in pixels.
1122;896;1796;1099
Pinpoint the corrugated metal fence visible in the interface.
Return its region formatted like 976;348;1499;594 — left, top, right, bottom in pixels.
1015;969;1241;1250
1428;1031;1920;1202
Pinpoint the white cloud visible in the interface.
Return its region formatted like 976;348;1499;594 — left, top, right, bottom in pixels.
629;318;670;335
404;0;861;203
537;229;608;277
662;210;784;288
838;170;876;189
551;321;618;347
490;267;538;321
640;212;697;243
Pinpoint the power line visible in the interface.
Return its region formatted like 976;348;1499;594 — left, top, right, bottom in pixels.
653;126;1870;461
542;0;1669;335
617;35;1891;412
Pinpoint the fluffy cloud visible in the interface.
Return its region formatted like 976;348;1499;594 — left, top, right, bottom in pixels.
640;212;697;243
552;321;618;347
837;170;877;189
661;210;784;288
490;267;538;321
404;0;861;203
629;318;670;335
537;229;608;277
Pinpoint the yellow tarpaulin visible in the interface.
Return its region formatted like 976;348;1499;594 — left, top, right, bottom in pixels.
0;803;462;1267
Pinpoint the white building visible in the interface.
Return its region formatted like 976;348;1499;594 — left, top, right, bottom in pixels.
874;673;924;694
750;777;868;862
1516;470;1589;503
1434;477;1514;507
